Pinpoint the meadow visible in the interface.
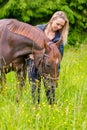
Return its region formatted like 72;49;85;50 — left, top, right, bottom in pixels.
0;44;87;130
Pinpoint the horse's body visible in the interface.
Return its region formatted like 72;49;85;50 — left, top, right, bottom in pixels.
0;19;48;87
0;18;62;104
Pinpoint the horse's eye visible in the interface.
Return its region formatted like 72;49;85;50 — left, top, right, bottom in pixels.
46;64;51;68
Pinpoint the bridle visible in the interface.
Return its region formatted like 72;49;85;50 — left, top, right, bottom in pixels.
36;51;59;81
25;41;59;81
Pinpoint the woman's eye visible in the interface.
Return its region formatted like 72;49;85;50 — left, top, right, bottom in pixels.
56;23;63;28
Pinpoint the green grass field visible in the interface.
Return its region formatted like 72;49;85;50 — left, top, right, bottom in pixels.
0;44;87;130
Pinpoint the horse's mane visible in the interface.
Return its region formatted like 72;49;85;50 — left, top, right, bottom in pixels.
7;19;48;45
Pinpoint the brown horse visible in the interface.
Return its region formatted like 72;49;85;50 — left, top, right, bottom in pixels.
0;19;47;88
0;19;62;103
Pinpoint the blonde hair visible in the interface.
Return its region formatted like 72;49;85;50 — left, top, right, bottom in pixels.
48;11;69;45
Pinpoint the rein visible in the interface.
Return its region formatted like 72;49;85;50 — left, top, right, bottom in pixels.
42;73;59;80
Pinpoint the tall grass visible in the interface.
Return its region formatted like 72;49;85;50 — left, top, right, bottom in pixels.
0;44;87;130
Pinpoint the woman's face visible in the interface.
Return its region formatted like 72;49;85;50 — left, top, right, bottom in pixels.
51;17;65;31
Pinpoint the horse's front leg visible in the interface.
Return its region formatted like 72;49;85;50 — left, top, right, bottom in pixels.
0;71;6;92
15;64;27;102
17;63;27;87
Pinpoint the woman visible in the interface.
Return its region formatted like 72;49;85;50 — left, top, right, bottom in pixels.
28;11;69;104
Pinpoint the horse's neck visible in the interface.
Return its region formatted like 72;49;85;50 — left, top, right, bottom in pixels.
7;19;48;49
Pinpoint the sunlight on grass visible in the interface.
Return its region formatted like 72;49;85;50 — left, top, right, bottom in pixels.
0;44;87;130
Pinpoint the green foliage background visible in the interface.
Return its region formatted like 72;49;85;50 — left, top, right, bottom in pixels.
0;0;87;45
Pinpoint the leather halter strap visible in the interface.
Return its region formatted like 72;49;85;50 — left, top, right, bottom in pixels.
36;50;59;81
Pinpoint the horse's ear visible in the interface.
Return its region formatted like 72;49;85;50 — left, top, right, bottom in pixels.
55;37;63;47
44;40;51;53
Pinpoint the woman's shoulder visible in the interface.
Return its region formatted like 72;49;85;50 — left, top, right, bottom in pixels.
36;24;47;31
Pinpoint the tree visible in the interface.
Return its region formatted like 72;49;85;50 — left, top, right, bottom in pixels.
0;0;86;45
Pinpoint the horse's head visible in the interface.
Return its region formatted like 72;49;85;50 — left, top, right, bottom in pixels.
34;37;62;81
